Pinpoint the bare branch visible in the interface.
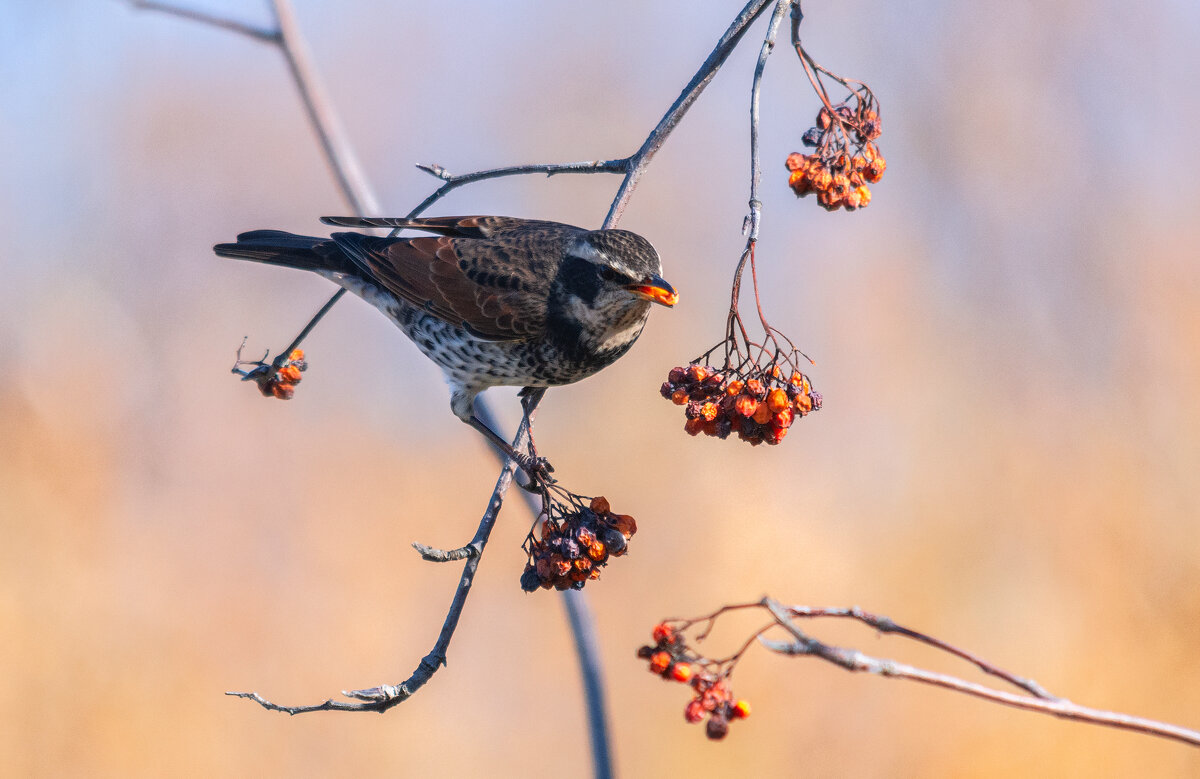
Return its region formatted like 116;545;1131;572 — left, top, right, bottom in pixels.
403;158;628;227
128;0;280;42
605;0;777;228
227;406;537;714
270;0;382;216
782;604;1057;700
745;0;791;241
647;598;1200;749
411;542;478;563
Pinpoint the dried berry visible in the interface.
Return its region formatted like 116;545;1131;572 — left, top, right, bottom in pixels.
521;492;637;592
706;715;730;740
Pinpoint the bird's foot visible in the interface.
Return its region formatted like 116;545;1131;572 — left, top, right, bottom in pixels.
513;452;555;486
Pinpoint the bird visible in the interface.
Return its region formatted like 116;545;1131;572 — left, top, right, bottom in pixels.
214;215;677;477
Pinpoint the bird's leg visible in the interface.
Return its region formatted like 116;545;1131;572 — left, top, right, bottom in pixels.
466;415;555;484
518;386;546;462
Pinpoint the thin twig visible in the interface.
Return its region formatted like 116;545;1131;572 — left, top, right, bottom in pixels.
783;604;1056;700
745;0;790;242
270;0;381;216
402;159;628;231
410;542;478;563
128;0;280;42
562;591;614;779
226;408;536;714
755;598;1200;749
604;0;777;228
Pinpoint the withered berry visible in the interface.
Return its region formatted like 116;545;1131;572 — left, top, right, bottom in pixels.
706;715;730;741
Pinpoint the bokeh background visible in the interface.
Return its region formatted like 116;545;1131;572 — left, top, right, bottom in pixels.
2;0;1199;775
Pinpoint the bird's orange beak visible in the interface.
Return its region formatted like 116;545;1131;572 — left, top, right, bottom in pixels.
626;275;678;307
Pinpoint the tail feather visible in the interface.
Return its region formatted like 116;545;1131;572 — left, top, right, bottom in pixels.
213;230;351;274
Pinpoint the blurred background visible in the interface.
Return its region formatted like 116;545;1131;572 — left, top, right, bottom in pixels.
2;0;1199;775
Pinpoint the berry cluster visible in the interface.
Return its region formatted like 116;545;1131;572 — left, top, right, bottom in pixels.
258;349;308;399
520;495;636;592
660;362;821;446
637;623;750;740
233;345;309;400
787;100;886;212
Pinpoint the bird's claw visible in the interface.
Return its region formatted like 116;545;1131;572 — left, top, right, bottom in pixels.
515;453;555;485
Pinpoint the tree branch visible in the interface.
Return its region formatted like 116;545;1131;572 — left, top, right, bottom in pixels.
128;0;279;42
656;597;1200;749
604;0;777;228
270;0;382;216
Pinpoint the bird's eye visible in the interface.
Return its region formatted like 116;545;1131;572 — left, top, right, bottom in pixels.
600;267;623;283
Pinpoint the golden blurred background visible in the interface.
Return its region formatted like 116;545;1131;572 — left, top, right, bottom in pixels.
2;0;1198;775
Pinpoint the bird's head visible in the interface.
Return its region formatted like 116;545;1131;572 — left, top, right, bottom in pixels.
548;228;676;354
548;229;677;353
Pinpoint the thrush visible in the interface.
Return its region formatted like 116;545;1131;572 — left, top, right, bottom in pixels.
214;215;677;476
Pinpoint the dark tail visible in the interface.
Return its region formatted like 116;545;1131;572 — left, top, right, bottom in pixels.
213;230;352;274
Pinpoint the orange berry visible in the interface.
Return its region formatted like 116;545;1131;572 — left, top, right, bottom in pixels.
671;663;693;683
671;389;689;405
752;403;772;425
687;364;708;383
684;700;706;724
774;408;795;428
590;496;611;515
810;166;832;191
746;379;765;398
725;380;744;397
794;393;814;414
856;185;872;208
652;623;675;644
611;513;637;538
732;700;751;719
844;188;862;210
279;364;302;382
700;402;719;422
587;541;607;562
684;417;706;436
649;651;671;674
288;349;305;361
270;381;295;400
767;388;790;413
734;394;759;418
785;152;806;171
767;425;788;444
865;157;886;183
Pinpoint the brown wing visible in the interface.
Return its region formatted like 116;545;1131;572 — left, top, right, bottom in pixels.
320;215;571;240
330;227;575;341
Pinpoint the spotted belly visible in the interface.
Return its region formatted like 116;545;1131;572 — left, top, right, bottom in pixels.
323;270;615;393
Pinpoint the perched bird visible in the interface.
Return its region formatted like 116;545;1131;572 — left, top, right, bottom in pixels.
214;215;677;475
